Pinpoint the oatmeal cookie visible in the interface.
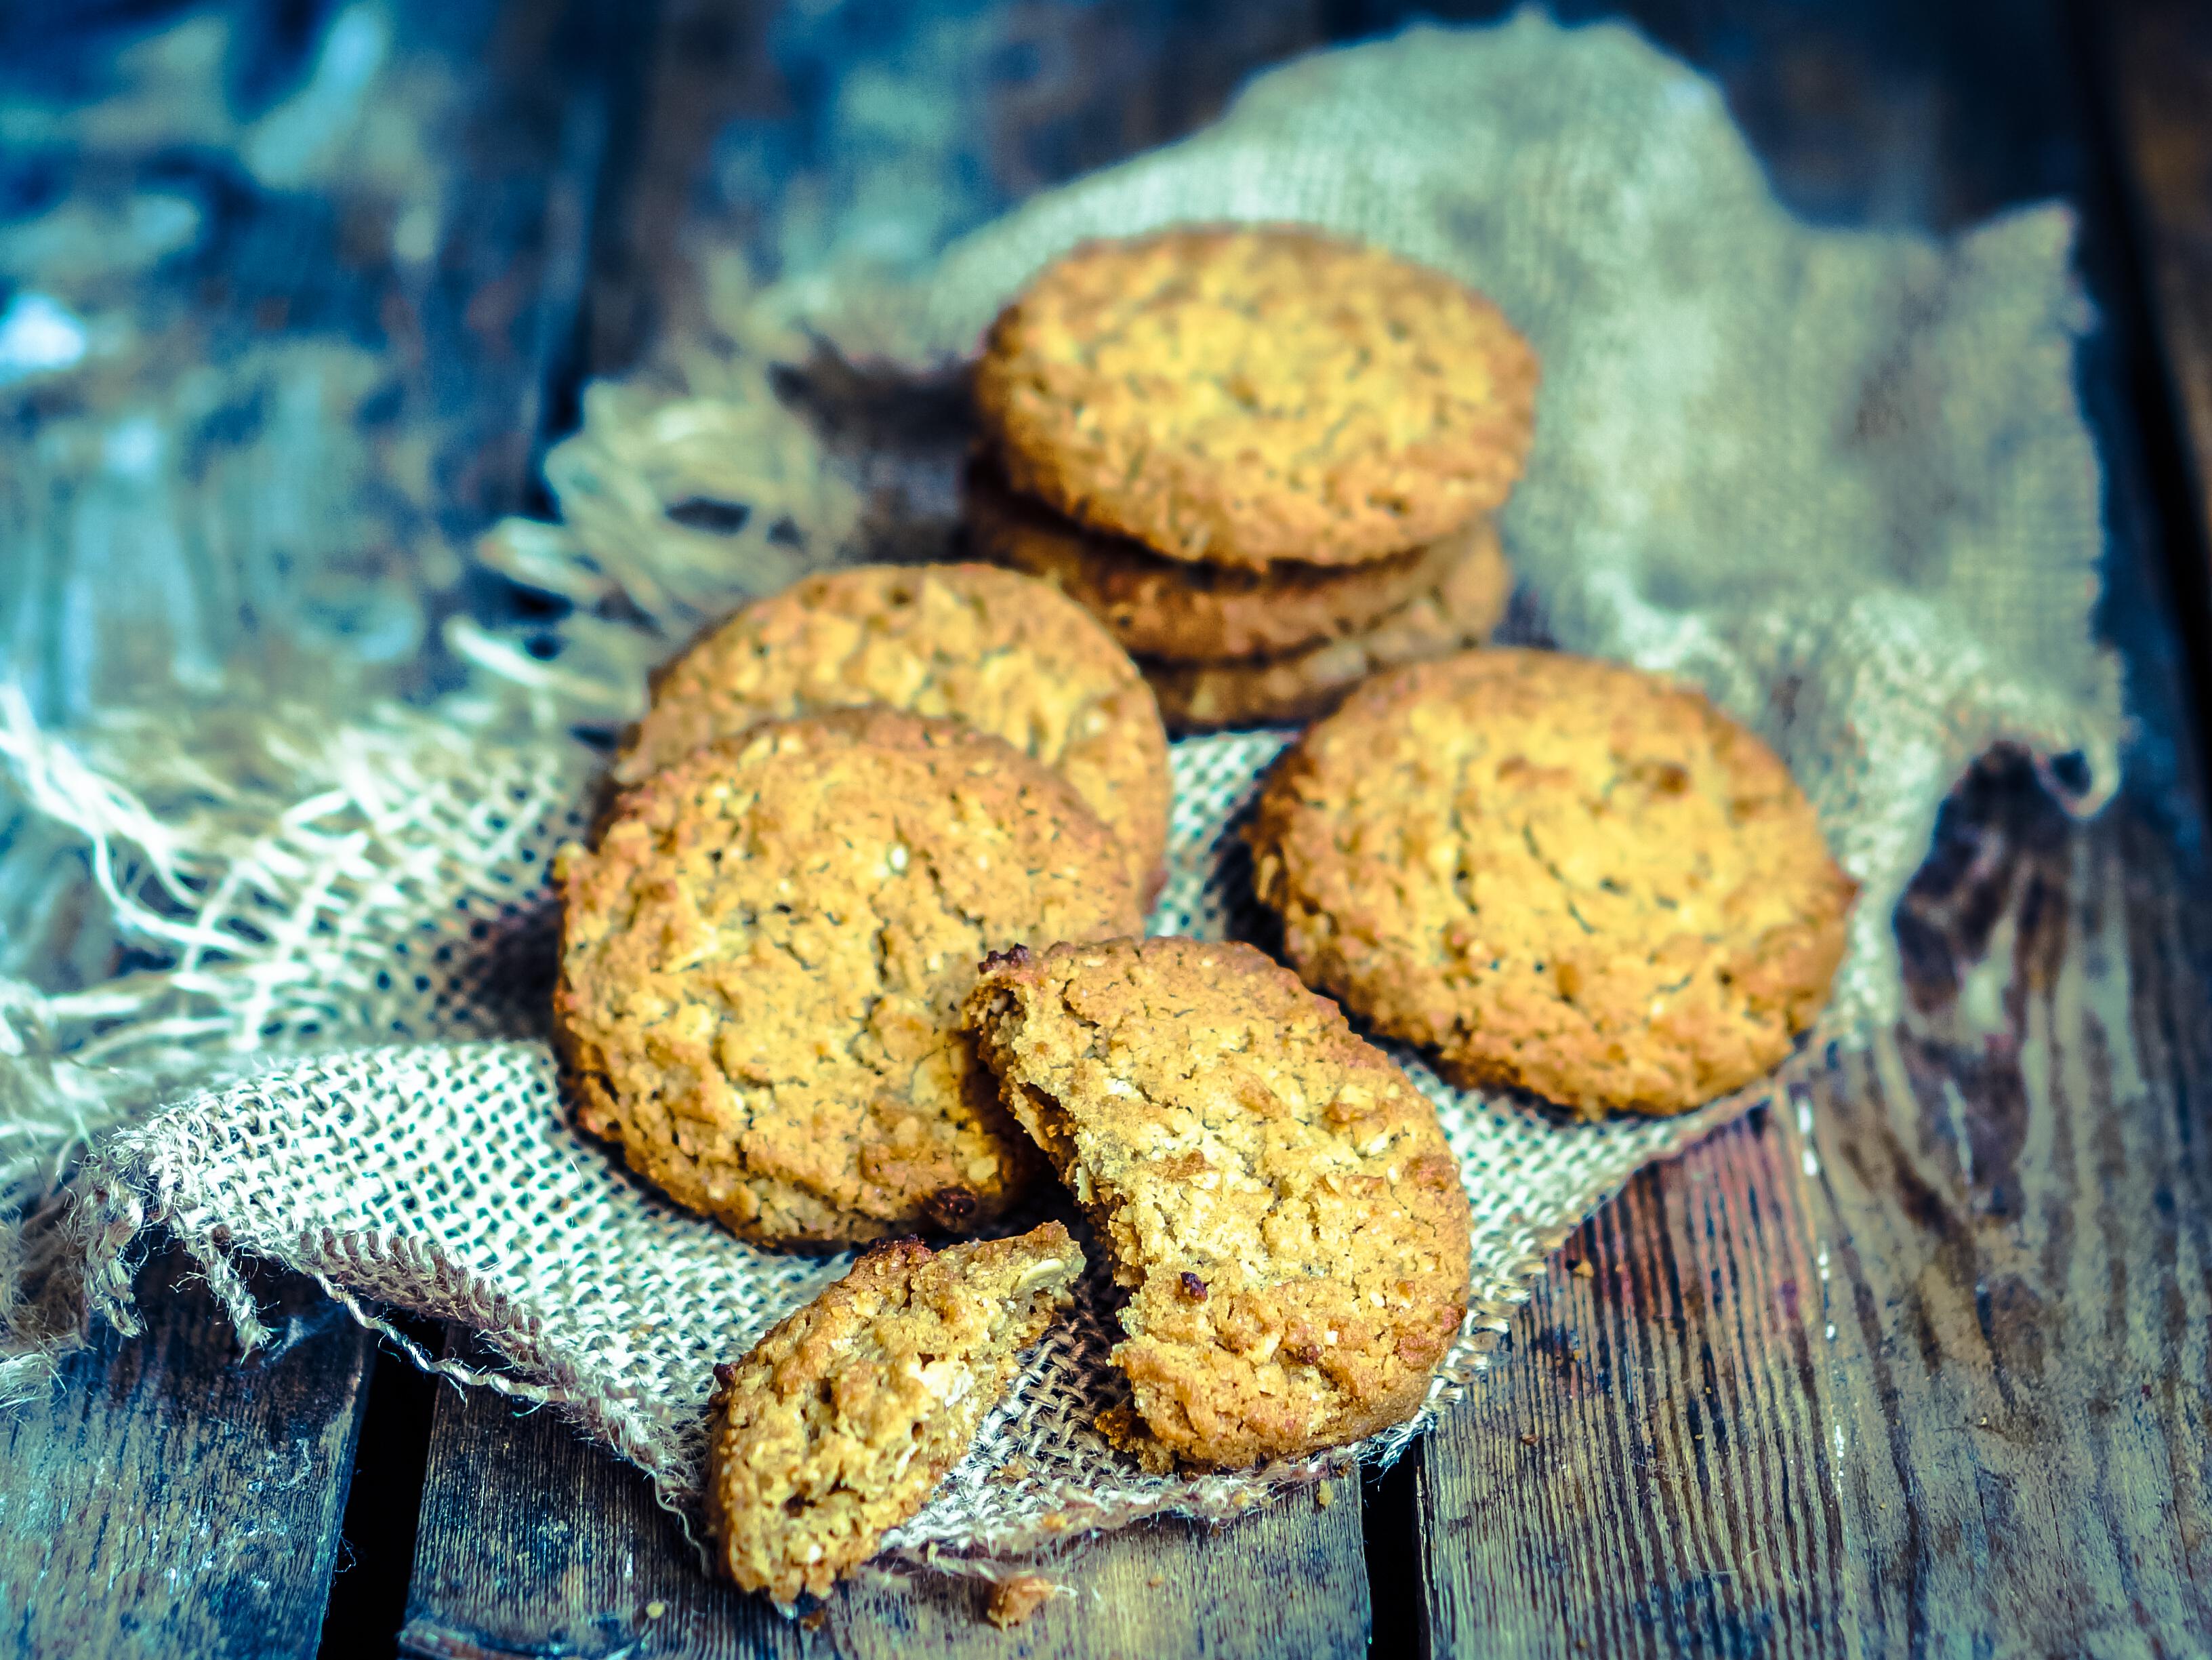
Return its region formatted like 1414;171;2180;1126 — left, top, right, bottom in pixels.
705;1223;1084;1605
963;937;1470;1469
962;451;1459;661
1142;517;1512;733
973;225;1538;570
617;563;1170;898
556;711;1141;1247
1248;650;1856;1116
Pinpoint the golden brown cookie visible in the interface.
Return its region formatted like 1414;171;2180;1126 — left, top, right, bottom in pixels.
1142;517;1513;733
962;937;1470;1470
973;225;1539;571
1248;650;1856;1117
962;451;1461;661
555;711;1143;1247
617;563;1171;899
705;1223;1084;1606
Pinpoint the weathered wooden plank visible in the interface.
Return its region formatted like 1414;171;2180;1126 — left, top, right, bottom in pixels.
0;3;624;1655
583;0;1331;378
0;1253;374;1660
1342;0;2080;228
1414;786;2212;1657
1414;1113;1859;1659
2093;0;2212;749
1805;808;2212;1652
0;0;618;725
401;1369;1369;1658
2099;0;2212;514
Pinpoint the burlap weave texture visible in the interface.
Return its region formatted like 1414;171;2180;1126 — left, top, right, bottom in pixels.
0;13;2121;1579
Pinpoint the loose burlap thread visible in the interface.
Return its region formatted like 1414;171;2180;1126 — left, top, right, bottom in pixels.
0;14;2122;1579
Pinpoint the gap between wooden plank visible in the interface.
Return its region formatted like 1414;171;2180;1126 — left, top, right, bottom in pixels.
0;0;631;1652
1413;794;2212;1657
2077;0;2212;779
399;1360;1369;1660
0;1253;373;1660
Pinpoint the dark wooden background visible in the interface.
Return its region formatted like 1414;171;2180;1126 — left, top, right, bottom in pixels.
5;0;2212;1655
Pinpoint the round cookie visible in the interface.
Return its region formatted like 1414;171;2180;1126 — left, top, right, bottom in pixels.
617;563;1171;899
963;451;1460;661
962;937;1471;1470
1248;650;1856;1117
973;225;1539;571
556;710;1144;1248
1142;517;1513;733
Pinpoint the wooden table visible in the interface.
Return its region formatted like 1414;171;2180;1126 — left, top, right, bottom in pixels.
6;1;2212;1655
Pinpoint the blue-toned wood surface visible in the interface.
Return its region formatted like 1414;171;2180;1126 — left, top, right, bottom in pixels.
5;2;2212;1657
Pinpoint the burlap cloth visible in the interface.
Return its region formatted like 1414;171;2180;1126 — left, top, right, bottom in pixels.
0;14;2121;1580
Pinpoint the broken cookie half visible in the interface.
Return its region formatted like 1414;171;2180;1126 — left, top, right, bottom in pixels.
703;1221;1084;1606
962;937;1472;1470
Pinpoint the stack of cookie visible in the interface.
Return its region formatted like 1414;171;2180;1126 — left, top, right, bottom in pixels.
965;225;1540;731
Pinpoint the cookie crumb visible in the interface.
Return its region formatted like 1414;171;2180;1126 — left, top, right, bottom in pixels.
924;1186;979;1230
1040;1512;1070;1533
1146;1575;1166;1588
987;1574;1057;1629
1315;1481;1334;1509
1571;1259;1595;1280
643;1600;667;1620
1519;1432;1540;1447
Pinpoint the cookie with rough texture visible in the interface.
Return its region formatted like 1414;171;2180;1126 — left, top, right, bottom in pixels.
555;711;1142;1247
974;225;1539;571
617;563;1170;899
704;1223;1084;1605
963;451;1460;661
1142;517;1513;733
962;937;1471;1470
1249;650;1856;1117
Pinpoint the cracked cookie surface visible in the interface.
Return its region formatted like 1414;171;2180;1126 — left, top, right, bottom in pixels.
1249;650;1856;1116
556;711;1141;1247
962;937;1470;1469
973;225;1538;570
1141;517;1512;733
705;1223;1084;1605
962;451;1458;661
616;563;1170;899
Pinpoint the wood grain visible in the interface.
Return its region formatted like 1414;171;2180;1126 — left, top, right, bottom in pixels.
2100;0;2212;523
584;0;1330;378
401;1364;1370;1659
0;4;621;1655
1414;787;2212;1657
0;1254;375;1660
1342;0;2079;226
0;0;617;726
2093;0;2212;758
